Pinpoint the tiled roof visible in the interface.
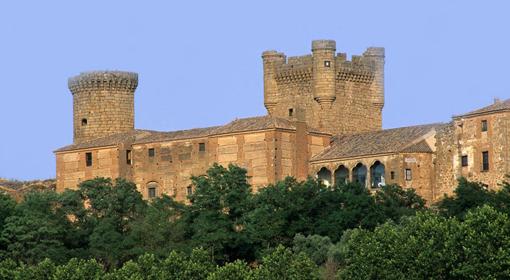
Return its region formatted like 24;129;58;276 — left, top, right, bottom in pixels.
55;115;326;152
455;99;510;118
54;129;156;152
311;123;444;162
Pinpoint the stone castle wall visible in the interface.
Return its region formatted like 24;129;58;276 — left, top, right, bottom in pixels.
69;71;138;143
262;40;384;135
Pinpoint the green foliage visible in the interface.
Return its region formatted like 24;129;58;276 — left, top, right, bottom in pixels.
253;245;320;280
292;234;333;265
183;163;253;262
338;205;510;279
53;258;104;280
207;260;251;280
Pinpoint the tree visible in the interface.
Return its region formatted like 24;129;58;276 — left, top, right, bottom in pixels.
207;260;251;280
292;234;333;265
0;191;72;264
337;206;510;279
183;163;253;262
252;245;320;280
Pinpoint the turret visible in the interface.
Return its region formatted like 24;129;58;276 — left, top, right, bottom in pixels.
262;50;286;115
363;47;385;109
312;40;336;108
68;71;138;143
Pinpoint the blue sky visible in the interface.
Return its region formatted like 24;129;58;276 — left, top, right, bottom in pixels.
1;0;509;180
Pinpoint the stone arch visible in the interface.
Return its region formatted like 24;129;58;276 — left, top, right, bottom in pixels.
370;160;386;188
146;181;159;199
352;163;367;187
317;167;332;186
334;165;349;186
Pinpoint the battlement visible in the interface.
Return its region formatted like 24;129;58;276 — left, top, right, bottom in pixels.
262;39;385;135
68;71;138;93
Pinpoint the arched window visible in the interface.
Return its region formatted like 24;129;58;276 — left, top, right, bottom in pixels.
370;161;385;188
334;165;349;186
352;163;367;187
147;182;158;199
317;167;332;186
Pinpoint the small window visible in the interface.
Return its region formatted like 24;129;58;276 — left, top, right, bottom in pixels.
482;151;489;171
148;187;156;198
186;186;193;196
481;120;488;132
148;148;155;157
81;118;88;126
126;150;132;165
324;60;331;67
198;143;206;152
405;168;412;181
85;152;92;167
288;108;294;117
390;171;395;180
461;155;468;167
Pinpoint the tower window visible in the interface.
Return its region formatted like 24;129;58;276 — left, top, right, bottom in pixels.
126;150;132;165
148;148;155;157
288;108;294;117
81;118;88;126
324;60;331;67
482;151;489;171
198;143;206;152
186;186;193;196
390;171;395;180
405;168;412;181
481;120;488;132
148;187;156;198
461;155;468;167
85;152;92;167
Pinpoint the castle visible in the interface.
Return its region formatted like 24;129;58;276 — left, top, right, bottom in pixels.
55;40;510;203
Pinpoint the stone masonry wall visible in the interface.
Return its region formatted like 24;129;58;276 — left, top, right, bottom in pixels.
262;40;384;135
69;71;138;143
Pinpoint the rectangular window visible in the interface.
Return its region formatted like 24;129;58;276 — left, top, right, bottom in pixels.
198;143;206;152
482;151;489;171
148;187;156;198
85;152;92;167
126;150;132;165
324;60;331;67
186;186;193;196
461;155;468;167
390;171;395;180
405;168;412;181
148;148;155;157
481;120;488;132
288;108;294;117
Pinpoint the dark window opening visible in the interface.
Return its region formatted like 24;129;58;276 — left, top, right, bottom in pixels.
126;150;132;165
148;187;156;198
324;60;331;67
198;143;206;152
81;118;88;126
390;171;395;180
317;167;332;186
334;165;349;186
148;148;155;157
352;163;367;187
482;151;489;171
85;152;92;167
461;155;468;167
370;161;385;188
288;108;294;117
187;186;193;196
481;120;488;132
405;169;412;181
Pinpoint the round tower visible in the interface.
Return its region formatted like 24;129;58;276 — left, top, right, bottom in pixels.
68;71;138;143
312;40;336;108
262;50;286;115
